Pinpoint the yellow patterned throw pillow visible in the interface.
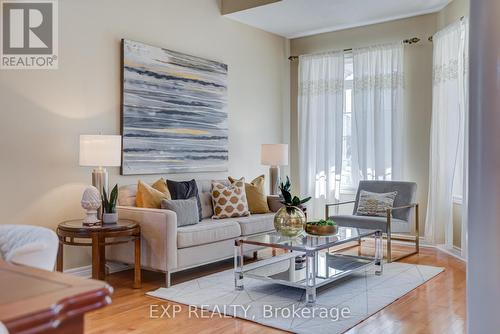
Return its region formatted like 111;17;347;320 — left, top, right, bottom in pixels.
136;178;171;208
228;175;270;214
211;179;250;219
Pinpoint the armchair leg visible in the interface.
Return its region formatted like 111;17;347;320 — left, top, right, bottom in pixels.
356;228;362;256
387;234;392;263
386;213;392;263
415;204;420;254
165;271;171;288
387;204;420;262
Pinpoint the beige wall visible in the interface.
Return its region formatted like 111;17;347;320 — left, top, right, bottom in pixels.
290;14;437;235
221;0;280;14
0;0;289;269
289;0;470;240
437;0;470;30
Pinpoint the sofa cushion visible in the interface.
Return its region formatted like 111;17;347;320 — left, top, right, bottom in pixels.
136;180;171;208
118;184;137;206
196;179;229;193
267;195;284;213
177;218;241;249
167;179;202;221
330;215;410;233
229;175;270;214
161;197;199;227
237;213;275;236
119;179;228;208
199;192;214;219
152;178;171;196
119;179;170;207
211;180;250;219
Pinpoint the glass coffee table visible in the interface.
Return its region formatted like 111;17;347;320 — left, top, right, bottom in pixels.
234;227;383;304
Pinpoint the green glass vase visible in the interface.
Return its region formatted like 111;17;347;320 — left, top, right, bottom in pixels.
274;205;306;237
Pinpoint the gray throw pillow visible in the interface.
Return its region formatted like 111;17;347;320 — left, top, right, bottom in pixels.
161;197;200;227
167;179;202;221
356;190;398;217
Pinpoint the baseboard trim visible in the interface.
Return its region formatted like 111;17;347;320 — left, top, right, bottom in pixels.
64;262;132;278
64;265;92;278
436;244;466;262
416;238;466;262
419;236;434;248
388;236;434;248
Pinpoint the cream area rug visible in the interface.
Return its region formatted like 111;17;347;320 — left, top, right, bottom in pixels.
147;262;443;334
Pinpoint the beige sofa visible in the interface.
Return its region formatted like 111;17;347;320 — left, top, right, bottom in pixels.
106;180;282;287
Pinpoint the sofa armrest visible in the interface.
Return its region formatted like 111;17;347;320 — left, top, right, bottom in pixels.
267;196;284;213
117;206;178;271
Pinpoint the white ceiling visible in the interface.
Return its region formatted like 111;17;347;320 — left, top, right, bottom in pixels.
224;0;452;39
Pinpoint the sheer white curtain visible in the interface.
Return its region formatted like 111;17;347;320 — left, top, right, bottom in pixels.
425;19;469;253
351;43;404;185
299;51;344;219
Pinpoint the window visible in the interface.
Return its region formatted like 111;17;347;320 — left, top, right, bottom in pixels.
340;53;354;191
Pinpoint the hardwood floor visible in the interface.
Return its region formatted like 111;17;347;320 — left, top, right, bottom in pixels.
86;244;466;334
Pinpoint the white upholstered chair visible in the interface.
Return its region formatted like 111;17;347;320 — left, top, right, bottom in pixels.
0;225;59;271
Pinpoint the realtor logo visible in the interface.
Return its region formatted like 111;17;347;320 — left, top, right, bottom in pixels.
1;0;58;69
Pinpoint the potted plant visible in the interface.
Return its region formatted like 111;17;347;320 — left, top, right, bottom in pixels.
102;184;118;224
273;176;311;237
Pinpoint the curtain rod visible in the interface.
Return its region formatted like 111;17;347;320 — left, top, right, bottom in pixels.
428;16;465;42
288;37;421;61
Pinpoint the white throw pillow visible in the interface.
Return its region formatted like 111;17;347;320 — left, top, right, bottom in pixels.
356;190;397;217
211;179;250;219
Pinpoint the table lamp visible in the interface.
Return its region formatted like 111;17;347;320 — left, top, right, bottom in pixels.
261;144;289;195
79;135;122;198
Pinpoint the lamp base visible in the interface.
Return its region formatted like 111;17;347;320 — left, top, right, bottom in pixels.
269;166;280;195
92;167;108;219
92;167;108;194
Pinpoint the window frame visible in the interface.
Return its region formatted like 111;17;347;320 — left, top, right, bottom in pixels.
340;53;356;193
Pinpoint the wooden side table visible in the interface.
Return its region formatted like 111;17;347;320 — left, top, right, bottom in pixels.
56;219;141;288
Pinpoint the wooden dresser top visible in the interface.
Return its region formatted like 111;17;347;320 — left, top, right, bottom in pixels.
0;260;112;333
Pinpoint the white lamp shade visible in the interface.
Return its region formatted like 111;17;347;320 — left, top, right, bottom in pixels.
261;144;289;166
79;135;122;167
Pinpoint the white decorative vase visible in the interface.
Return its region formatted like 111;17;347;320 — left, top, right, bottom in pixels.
81;186;101;226
102;213;118;224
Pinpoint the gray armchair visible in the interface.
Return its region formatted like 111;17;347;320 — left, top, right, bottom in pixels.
325;181;419;262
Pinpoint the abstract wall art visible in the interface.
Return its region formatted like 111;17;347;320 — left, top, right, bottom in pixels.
121;39;228;175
